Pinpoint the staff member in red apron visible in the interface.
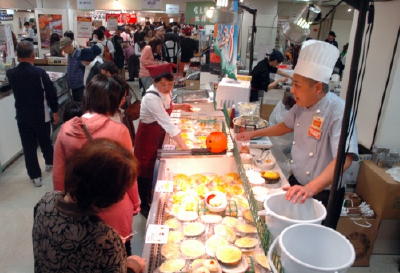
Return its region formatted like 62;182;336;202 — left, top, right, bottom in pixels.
134;65;190;217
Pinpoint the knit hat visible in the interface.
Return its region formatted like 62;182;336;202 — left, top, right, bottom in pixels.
60;37;72;48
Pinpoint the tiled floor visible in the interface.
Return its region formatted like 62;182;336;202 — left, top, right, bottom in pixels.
1;154;399;273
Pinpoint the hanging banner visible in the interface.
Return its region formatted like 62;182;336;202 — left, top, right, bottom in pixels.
142;0;163;10
213;0;239;79
185;2;215;25
106;14;119;31
38;14;63;49
77;0;94;10
77;16;92;38
0;24;15;60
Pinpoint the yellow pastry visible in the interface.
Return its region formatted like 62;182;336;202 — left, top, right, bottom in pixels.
236;223;257;234
164;218;181;230
216;245;242;266
190;259;219;273
205;235;229;256
192;266;210;273
161;243;181;259
159;259;186;273
183;222;206;237
168;231;184;243
234;237;258;249
180;240;205;259
222;216;239;228
260;171;280;184
214;224;236;243
243;210;254;224
254;252;270;270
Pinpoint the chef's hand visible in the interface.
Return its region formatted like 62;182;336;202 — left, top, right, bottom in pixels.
235;131;253;141
52;113;59;125
283;185;314;203
127;255;146;273
278;77;288;83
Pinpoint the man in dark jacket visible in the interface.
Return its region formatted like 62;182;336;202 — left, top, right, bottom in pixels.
250;50;291;102
60;37;85;101
6;41;59;187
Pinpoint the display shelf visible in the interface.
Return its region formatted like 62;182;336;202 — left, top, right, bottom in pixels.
223;105;285;273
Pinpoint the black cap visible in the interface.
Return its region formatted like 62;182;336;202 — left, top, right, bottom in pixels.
268;50;284;63
329;31;336;37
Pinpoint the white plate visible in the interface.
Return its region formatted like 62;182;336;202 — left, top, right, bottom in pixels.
201;214;223;224
252;186;269;197
176;211;199;222
246;170;264;185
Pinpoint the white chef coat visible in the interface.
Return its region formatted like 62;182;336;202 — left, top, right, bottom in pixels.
139;84;180;137
283;92;359;187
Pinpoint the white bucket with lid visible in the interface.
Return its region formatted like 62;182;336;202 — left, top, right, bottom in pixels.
268;223;355;273
258;192;327;238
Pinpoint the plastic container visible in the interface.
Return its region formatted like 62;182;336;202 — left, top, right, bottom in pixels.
258;192;326;238
268;223;355;273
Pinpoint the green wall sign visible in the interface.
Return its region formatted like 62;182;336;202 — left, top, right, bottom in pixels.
185;1;215;25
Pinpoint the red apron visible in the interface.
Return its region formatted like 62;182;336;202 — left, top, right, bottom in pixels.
134;102;173;180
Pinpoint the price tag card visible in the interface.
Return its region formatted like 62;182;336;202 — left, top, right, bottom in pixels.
162;144;176;150
145;224;169;244
155;180;174;193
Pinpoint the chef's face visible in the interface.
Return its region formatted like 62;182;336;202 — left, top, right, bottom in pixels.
291;74;324;108
155;78;174;94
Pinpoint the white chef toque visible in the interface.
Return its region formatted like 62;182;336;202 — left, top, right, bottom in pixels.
294;40;340;84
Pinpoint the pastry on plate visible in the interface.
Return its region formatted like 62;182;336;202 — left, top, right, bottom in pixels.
214;224;236;243
159;259;186;273
180;240;205;259
183;222;206;237
216;245;242;266
260;171;280;184
190;259;219;273
205;235;229;257
234;237;258;249
164;218;181;230
236;223;257;234
176;211;198;222
192;266;210;273
201;214;222;224
161;243;181;259
254;252;270;270
221;216;239;228
242;209;254;224
168;231;184;243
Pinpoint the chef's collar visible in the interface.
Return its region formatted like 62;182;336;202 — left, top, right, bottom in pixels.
307;92;330;112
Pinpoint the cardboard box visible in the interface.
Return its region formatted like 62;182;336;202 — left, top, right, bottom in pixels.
356;160;400;219
185;80;200;90
373;219;400;254
260;104;275;121
337;215;380;267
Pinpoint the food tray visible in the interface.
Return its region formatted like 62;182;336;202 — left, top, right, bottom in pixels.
144;155;271;273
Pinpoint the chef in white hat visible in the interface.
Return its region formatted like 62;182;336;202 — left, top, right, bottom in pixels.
237;40;358;222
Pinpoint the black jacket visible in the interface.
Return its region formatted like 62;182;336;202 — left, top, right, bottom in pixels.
250;58;278;91
6;62;58;124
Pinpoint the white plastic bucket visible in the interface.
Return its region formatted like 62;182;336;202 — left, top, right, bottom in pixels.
258;192;326;238
268;223;355;273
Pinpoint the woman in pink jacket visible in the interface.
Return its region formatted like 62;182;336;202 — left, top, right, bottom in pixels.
53;74;140;255
139;38;164;92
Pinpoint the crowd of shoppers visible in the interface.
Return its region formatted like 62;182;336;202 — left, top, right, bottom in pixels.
8;21;203;273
